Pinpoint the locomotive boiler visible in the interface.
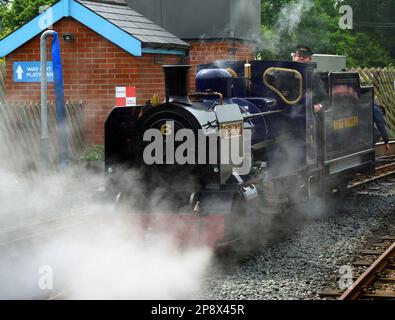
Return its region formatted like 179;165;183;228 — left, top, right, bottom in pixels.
104;60;375;247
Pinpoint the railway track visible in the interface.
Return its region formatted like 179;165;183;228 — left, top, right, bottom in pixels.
319;143;395;300
0;214;90;248
348;162;395;190
320;237;395;300
0;213;93;264
348;140;395;189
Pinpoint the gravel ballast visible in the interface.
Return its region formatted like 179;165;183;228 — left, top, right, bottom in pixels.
196;178;395;300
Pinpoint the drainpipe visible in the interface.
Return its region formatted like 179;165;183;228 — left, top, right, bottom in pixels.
40;30;68;168
52;32;68;168
40;30;55;168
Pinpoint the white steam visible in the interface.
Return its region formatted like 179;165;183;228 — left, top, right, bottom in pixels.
259;0;313;55
0;120;212;300
32;218;212;299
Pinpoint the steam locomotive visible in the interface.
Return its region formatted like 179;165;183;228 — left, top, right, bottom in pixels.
104;60;375;247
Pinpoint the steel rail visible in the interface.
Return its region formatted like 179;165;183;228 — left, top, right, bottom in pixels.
339;242;395;300
0;213;83;237
0;214;89;248
348;162;395;189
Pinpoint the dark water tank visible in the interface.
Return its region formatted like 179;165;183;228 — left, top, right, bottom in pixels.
196;69;232;99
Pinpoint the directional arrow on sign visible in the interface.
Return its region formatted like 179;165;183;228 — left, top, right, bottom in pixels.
16;65;23;80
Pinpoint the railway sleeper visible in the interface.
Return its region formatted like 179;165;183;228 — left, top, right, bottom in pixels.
352;261;395;268
360;249;385;255
360;291;395;299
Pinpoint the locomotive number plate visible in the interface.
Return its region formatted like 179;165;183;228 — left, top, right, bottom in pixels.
220;122;243;139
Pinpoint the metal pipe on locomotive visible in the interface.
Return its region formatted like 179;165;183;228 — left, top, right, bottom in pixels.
104;59;375;247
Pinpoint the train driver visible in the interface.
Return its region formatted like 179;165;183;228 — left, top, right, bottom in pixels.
292;45;328;114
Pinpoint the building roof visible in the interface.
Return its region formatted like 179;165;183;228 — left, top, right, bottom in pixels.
79;0;189;49
91;0;128;5
0;0;189;58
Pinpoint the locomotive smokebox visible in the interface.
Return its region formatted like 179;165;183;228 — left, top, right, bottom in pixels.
162;65;191;105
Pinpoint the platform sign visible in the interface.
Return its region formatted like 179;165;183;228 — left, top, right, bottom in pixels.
13;62;53;82
116;86;136;107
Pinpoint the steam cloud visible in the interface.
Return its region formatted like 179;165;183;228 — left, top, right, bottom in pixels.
258;0;314;56
0;123;212;300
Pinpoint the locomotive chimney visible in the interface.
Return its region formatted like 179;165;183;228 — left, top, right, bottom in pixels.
162;65;191;105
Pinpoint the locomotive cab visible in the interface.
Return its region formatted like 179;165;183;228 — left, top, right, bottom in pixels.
318;72;375;191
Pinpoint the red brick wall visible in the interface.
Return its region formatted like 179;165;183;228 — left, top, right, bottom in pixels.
5;18;256;145
188;40;256;91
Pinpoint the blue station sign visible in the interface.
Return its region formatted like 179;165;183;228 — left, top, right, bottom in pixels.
13;61;54;82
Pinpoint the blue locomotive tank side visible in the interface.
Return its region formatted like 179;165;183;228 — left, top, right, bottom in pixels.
195;68;270;146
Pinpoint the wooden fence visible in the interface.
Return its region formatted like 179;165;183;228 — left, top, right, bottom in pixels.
0;101;85;173
354;67;395;138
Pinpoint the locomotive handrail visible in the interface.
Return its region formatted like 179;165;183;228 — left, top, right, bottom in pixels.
226;68;237;77
189;91;224;105
243;109;285;119
262;67;303;105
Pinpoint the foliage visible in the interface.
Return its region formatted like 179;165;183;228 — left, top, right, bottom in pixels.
0;0;394;68
0;0;57;38
259;0;395;67
333;31;393;67
80;144;104;162
342;0;395;59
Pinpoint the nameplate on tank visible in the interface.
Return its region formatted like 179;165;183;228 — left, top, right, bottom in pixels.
220;122;243;139
333;115;359;130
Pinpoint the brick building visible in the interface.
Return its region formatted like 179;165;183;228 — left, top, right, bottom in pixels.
126;0;260;90
0;0;258;144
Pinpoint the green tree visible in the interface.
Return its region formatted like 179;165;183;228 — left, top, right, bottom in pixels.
259;0;338;59
342;0;395;59
259;0;394;67
261;0;292;26
0;0;57;38
332;30;393;67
